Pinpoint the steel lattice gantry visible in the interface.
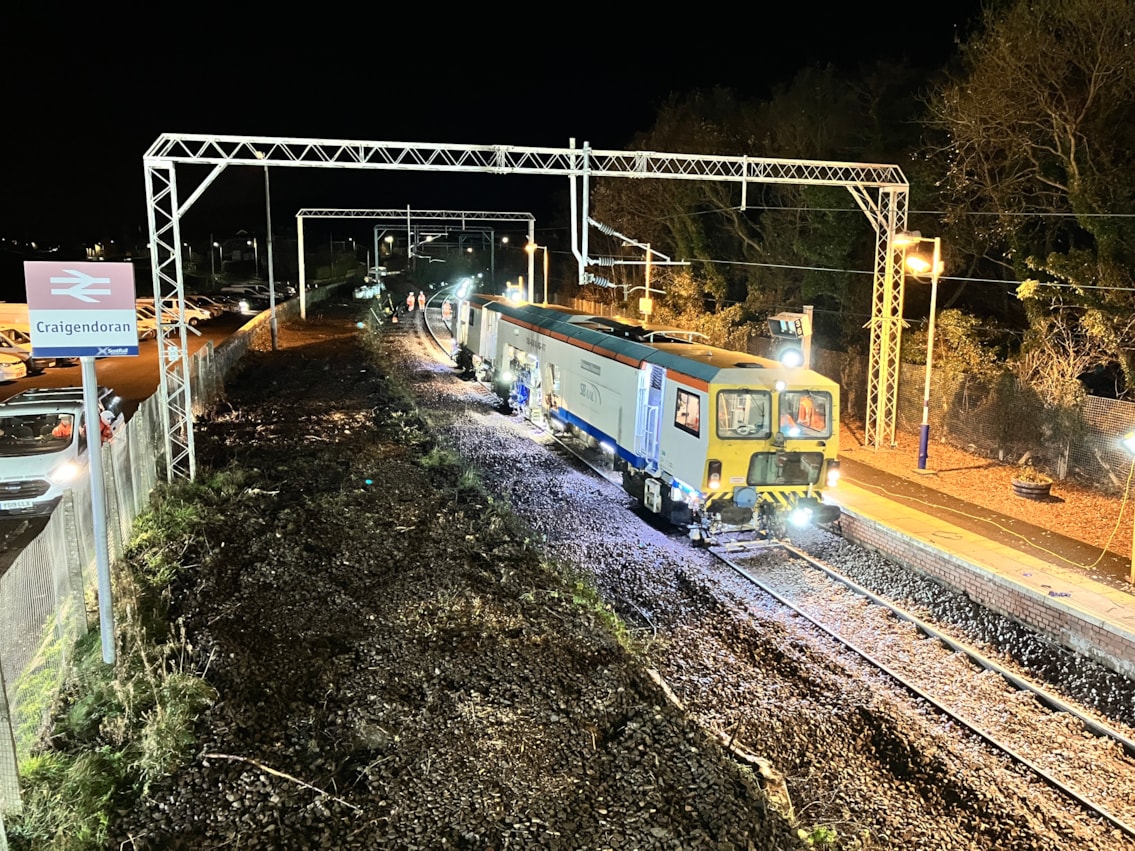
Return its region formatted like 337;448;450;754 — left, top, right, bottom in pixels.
292;209;538;310
143;133;908;481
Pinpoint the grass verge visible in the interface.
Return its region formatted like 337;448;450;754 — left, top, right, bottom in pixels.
4;480;225;851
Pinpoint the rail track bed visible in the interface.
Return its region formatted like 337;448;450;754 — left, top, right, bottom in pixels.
712;541;1135;839
419;299;1135;847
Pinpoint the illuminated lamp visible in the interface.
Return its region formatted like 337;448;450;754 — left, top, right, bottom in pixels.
707;460;722;490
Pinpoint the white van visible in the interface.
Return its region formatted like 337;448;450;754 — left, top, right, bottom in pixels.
0;386;124;515
0;303;30;328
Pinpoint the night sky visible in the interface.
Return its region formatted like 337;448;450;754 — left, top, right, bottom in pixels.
1;4;984;255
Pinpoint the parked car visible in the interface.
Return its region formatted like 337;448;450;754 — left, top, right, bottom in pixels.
0;353;27;383
0;386;124;515
132;310;158;341
136;302;180;327
220;284;271;298
137;297;212;326
1;326;81;368
220;282;295;299
233;294;271;315
0;329;47;374
203;294;246;314
184;294;227;318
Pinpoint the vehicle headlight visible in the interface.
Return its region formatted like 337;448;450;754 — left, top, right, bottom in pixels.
707;460;722;490
825;460;841;487
788;505;814;528
49;460;84;486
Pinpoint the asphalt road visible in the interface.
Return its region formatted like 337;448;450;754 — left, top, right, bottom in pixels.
0;311;251;413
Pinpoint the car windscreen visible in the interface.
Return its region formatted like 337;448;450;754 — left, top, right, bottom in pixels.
0;414;75;456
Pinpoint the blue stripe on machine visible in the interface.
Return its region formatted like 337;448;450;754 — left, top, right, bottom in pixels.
551;407;645;469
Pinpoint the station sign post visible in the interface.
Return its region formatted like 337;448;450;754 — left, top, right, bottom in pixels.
24;261;139;664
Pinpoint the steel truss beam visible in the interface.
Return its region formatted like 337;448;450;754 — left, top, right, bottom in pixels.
146;135;907;189
145;134;907;480
293;208;539;319
296;208;536;223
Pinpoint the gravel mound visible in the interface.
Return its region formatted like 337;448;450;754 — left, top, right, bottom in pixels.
108;300;801;850
105;299;1135;849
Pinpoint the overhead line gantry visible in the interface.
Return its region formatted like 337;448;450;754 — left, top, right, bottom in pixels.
144;133;908;480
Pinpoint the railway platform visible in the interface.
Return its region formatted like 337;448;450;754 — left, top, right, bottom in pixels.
828;467;1135;680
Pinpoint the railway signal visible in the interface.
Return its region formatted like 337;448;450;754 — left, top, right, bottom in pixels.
768;308;813;368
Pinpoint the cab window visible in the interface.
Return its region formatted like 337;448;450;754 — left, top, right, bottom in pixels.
674;388;702;437
778;390;832;438
716;390;771;439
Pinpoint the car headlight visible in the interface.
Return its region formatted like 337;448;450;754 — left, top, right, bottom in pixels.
49;460;84;486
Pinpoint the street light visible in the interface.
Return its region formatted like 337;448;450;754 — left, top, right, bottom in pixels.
212;241;221;282
247;238;259;278
526;241;549;304
1122;430;1135;585
894;230;943;472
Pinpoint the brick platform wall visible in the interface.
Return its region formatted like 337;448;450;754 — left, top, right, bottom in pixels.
838;512;1135;681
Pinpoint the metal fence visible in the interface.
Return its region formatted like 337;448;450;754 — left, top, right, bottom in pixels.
0;284;346;819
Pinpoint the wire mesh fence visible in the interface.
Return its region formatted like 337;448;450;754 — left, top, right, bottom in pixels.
0;284;344;820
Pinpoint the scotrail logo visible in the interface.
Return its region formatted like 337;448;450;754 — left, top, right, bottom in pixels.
96;346;131;356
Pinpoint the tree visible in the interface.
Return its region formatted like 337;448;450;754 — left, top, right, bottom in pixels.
926;0;1135;393
588;88;759;310
589;65;928;351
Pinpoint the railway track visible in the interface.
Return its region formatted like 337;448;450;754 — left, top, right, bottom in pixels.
711;542;1135;839
415;297;1135;839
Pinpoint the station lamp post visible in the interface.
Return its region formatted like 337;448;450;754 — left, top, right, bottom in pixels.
894;230;943;472
525;240;549;304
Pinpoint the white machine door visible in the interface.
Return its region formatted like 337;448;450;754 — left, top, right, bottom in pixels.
634;364;665;473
